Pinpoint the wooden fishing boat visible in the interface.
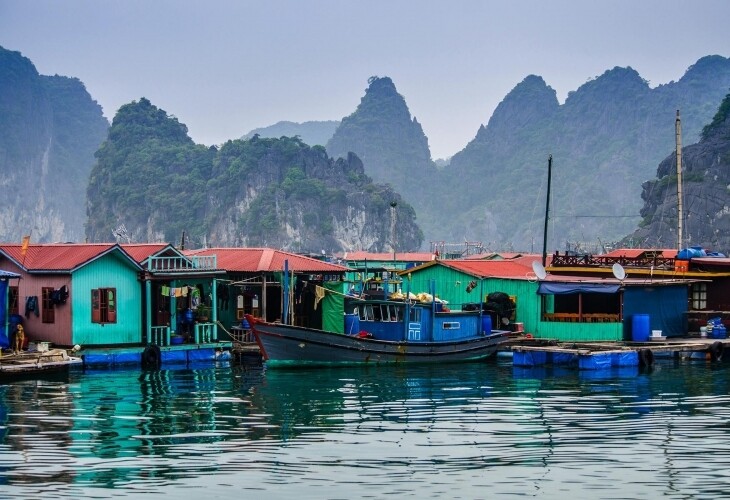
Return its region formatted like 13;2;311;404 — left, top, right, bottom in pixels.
245;297;510;366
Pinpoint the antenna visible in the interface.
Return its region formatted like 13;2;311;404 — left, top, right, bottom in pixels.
532;260;547;280
612;263;626;281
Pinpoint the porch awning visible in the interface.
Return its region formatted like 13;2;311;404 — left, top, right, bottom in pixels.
537;282;621;295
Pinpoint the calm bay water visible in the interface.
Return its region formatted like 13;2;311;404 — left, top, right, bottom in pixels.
2;357;730;498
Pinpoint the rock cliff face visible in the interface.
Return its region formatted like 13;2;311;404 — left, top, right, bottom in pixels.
625;94;730;251
0;46;108;242
326;76;437;207
440;56;730;251
87;99;423;252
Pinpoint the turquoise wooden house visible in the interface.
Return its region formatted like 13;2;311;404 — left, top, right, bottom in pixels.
0;243;143;348
400;258;691;342
121;244;226;346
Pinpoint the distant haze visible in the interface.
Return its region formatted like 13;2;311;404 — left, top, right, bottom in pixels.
1;0;728;159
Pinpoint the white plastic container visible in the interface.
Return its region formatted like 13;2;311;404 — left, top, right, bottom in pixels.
700;326;708;338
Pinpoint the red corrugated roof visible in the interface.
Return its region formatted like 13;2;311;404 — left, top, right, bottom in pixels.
185;248;349;273
438;259;535;279
341;251;435;262
0;243;141;272
121;243;171;263
603;248;677;258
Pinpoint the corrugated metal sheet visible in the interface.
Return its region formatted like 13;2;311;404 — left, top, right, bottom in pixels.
341;251;435;262
0;244;142;272
186;248;349;273
121;243;171;263
439;260;534;279
401;262;541;334
604;248;678;258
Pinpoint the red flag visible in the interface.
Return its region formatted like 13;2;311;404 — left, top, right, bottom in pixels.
21;235;30;256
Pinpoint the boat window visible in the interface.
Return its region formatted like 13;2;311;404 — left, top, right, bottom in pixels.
443;322;460;330
394;306;402;322
361;304;374;321
381;304;398;322
373;305;382;321
409;307;421;323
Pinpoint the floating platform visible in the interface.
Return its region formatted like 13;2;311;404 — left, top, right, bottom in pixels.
0;349;83;377
508;337;729;369
80;342;233;368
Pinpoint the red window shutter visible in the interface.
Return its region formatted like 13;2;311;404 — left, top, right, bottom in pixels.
108;289;117;323
92;289;101;323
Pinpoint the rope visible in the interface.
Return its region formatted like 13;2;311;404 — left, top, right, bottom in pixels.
216;320;232;337
217;319;254;344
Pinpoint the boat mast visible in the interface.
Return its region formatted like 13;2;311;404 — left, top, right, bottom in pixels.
675;110;683;251
542;154;553;267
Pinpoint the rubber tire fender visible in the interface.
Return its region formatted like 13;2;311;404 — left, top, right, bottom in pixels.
142;344;162;369
639;348;654;367
710;341;724;362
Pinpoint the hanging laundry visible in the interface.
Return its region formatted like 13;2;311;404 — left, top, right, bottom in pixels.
25;296;39;318
314;285;326;310
191;287;201;308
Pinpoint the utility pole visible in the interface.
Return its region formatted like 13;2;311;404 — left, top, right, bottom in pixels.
676;110;683;251
542;155;552;267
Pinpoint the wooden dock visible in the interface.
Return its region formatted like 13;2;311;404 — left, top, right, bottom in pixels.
0;349;83;376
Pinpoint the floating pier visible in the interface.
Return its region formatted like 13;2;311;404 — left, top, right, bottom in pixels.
80;342;233;368
0;349;83;376
509;337;728;369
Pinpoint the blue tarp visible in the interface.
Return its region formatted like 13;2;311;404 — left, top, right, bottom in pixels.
0;280;7;348
537;282;621;295
623;286;687;338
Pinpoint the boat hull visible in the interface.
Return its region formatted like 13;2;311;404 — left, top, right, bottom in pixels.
249;319;508;366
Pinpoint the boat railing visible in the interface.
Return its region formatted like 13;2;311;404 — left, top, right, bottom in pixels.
150;326;170;346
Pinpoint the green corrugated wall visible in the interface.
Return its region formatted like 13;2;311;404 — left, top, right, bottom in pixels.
402;266;541;334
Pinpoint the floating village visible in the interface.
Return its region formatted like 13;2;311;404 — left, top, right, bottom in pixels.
2;240;730;377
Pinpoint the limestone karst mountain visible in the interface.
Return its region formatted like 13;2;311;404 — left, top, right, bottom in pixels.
0;46;109;243
86;98;423;252
624;93;730;251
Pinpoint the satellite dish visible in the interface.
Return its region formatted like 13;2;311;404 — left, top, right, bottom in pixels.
612;263;626;281
532;261;547;280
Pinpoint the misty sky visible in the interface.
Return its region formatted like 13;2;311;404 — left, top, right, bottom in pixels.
1;0;728;159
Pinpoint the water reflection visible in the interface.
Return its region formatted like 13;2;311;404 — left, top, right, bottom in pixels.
0;359;730;497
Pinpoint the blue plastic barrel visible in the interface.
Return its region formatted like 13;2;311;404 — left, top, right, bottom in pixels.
345;313;360;335
711;325;727;339
482;315;492;335
632;314;650;342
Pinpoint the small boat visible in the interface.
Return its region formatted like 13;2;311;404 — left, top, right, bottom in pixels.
246;296;511;366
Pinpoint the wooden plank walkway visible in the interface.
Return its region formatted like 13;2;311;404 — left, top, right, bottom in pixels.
0;349;83;376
